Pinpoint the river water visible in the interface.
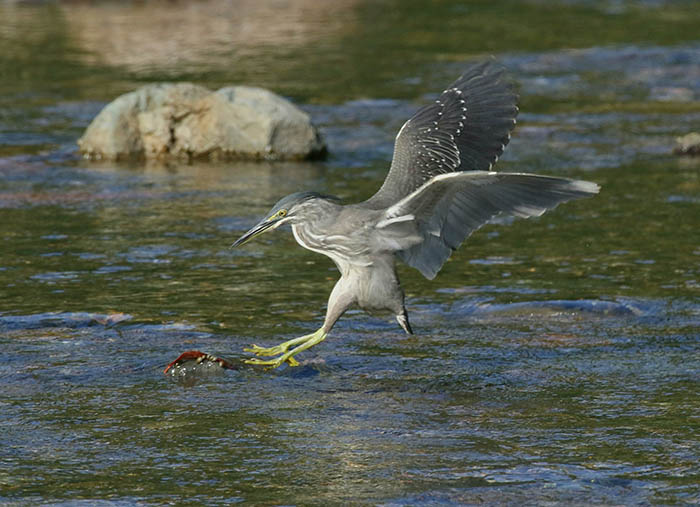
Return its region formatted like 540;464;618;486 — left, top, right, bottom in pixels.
1;0;699;504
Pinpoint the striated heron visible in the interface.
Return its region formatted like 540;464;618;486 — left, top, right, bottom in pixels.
232;61;599;368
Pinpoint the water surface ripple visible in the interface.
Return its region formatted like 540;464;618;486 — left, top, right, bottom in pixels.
1;0;699;504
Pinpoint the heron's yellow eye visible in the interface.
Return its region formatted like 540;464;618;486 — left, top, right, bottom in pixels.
269;209;287;221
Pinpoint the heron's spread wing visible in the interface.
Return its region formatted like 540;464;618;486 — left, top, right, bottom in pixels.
364;61;518;209
377;172;600;279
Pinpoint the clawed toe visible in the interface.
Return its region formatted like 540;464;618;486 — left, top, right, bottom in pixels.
242;329;327;369
243;357;282;368
244;354;298;369
243;344;284;356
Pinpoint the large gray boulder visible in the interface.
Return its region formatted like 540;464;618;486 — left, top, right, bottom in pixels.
77;83;326;161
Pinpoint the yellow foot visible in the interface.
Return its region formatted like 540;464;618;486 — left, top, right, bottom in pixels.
244;354;300;369
243;328;327;369
243;343;287;357
243;332;316;357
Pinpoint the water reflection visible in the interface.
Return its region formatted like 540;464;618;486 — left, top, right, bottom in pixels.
62;0;360;71
83;159;328;200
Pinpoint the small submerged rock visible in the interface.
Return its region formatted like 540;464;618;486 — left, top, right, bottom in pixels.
164;350;236;376
164;350;239;385
673;132;700;156
78;83;326;161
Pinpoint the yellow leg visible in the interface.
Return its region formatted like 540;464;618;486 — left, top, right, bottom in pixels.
244;328;327;368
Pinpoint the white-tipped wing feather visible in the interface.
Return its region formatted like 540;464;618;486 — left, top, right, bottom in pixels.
378;172;600;279
363;60;519;210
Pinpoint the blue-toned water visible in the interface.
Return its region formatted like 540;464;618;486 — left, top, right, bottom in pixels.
1;0;699;504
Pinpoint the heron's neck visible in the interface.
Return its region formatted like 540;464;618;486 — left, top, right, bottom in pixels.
290;199;371;274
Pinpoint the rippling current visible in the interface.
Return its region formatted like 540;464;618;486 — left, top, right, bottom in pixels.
1;0;699;504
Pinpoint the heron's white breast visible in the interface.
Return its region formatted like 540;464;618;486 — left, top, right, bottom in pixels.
291;224;372;274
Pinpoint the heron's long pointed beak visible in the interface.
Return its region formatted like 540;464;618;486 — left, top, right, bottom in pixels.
231;219;276;248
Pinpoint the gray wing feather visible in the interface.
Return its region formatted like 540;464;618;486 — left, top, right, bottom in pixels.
364;60;518;209
379;172;600;279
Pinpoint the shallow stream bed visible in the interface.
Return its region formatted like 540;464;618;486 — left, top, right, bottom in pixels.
1;1;699;504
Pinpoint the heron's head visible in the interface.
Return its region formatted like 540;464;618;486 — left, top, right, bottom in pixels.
232;191;338;247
